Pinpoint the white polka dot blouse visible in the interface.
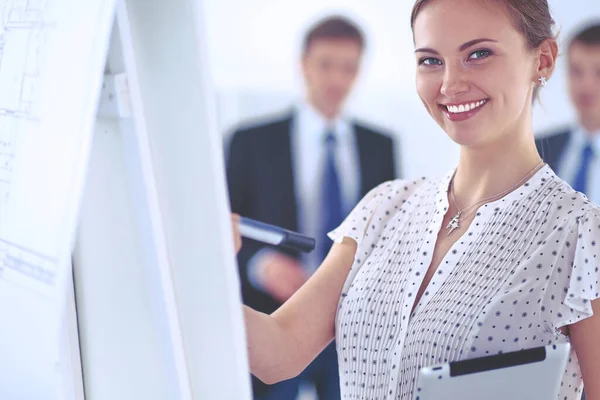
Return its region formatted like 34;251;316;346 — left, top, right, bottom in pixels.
329;164;600;400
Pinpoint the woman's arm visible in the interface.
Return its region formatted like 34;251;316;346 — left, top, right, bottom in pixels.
569;299;600;400
243;237;357;384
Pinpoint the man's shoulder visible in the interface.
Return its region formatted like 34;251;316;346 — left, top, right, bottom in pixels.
352;119;395;144
535;126;572;144
535;126;573;160
230;110;294;142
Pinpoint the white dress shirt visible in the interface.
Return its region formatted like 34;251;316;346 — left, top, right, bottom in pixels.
556;126;600;204
292;101;361;273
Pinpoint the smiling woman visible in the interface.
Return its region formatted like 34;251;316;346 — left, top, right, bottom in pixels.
412;0;556;149
237;1;600;399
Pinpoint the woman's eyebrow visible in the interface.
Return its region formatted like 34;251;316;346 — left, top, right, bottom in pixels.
415;38;499;54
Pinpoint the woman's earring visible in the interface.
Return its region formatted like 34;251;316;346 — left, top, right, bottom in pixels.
538;76;548;86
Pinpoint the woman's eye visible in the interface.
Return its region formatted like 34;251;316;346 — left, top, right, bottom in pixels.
469;50;491;60
419;57;443;66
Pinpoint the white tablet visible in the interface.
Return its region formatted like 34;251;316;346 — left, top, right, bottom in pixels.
414;343;570;400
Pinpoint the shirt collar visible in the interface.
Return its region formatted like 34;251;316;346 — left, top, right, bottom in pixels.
572;125;600;155
295;100;351;141
435;164;557;215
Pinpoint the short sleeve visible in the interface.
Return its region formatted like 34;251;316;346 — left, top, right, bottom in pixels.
328;180;400;244
542;208;600;331
327;178;424;263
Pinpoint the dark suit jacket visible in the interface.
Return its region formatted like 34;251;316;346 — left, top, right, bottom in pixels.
225;110;397;394
535;128;571;173
226;110;397;311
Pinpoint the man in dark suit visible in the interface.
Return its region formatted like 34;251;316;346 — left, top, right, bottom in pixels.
536;22;600;205
226;15;398;400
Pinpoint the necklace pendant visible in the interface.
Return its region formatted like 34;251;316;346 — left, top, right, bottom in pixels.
446;212;461;235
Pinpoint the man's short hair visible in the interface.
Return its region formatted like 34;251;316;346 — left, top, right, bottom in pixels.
302;16;365;54
569;21;600;48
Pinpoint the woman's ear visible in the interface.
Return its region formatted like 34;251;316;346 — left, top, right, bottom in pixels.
536;38;559;81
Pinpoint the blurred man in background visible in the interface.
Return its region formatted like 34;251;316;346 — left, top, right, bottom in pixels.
537;22;600;204
226;15;398;400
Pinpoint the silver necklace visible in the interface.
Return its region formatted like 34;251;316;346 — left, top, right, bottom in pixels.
446;160;545;235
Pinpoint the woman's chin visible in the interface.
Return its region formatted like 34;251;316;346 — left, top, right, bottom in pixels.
445;129;483;147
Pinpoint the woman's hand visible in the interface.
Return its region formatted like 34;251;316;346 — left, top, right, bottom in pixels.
231;213;242;254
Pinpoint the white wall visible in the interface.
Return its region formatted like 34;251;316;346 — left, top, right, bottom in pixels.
203;0;600;180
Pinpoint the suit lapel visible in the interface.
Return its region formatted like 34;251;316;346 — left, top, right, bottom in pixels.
269;112;298;231
354;125;372;198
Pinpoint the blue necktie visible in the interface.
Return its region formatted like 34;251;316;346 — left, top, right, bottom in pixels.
319;131;344;263
572;142;595;194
